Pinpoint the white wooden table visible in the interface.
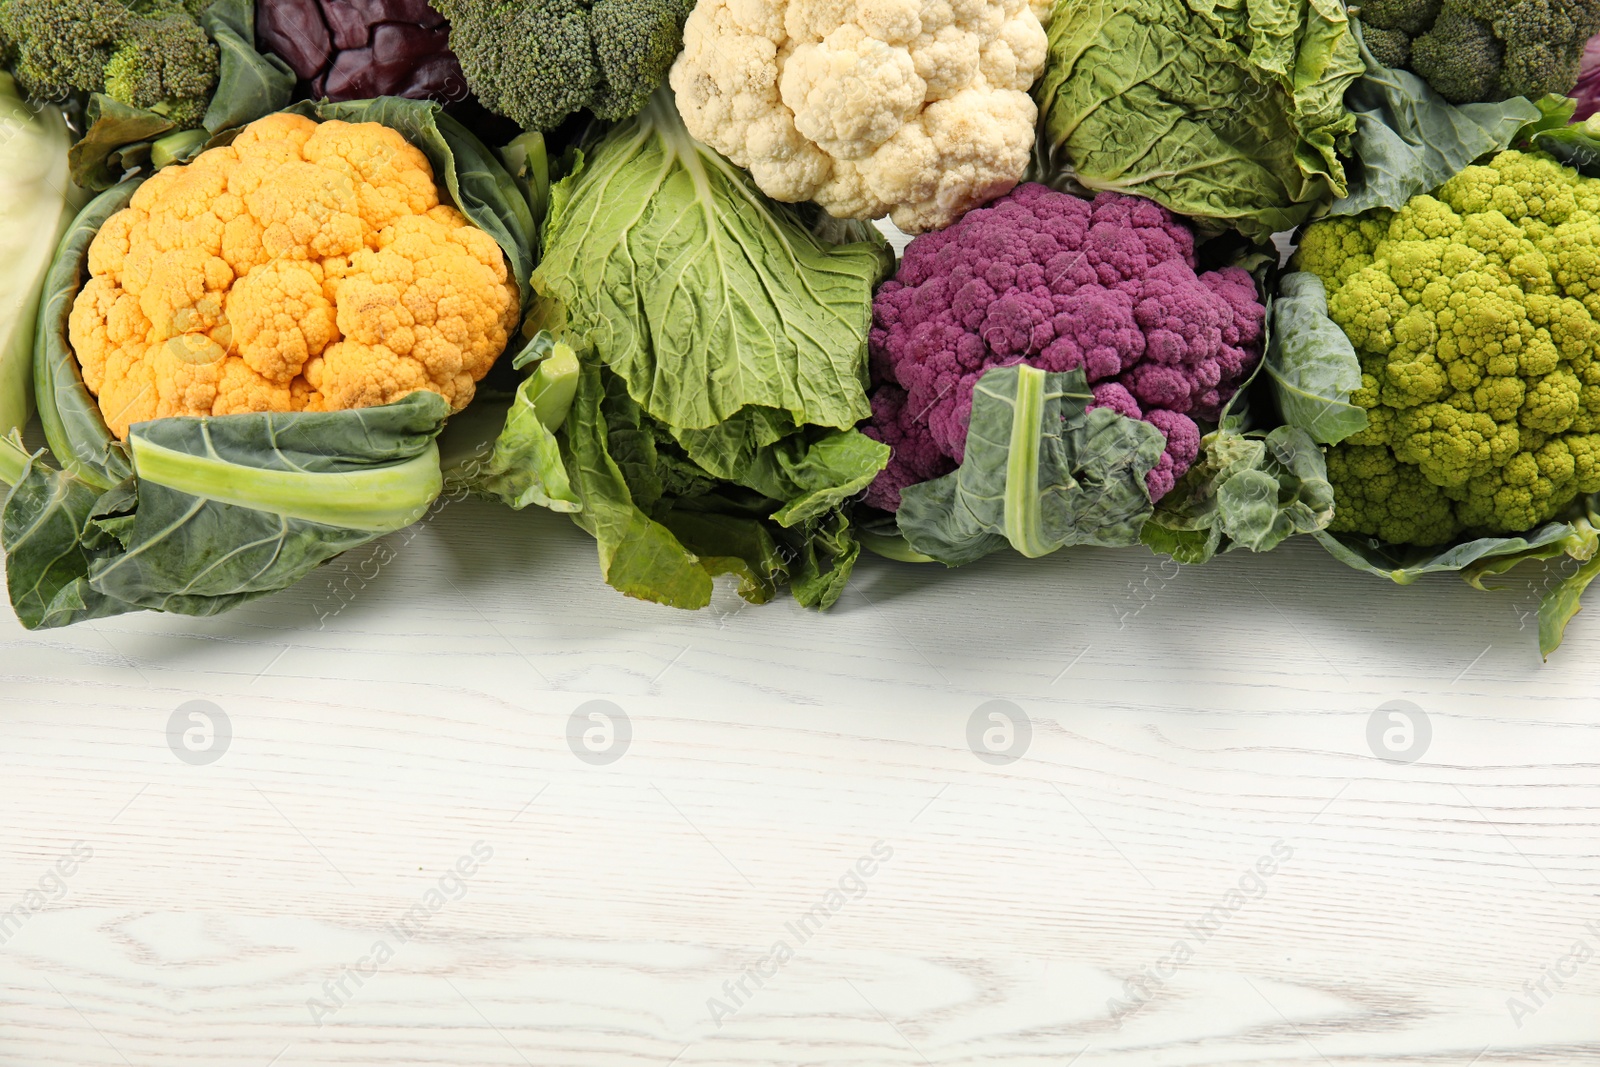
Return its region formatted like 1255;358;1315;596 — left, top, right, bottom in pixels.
2;497;1598;1066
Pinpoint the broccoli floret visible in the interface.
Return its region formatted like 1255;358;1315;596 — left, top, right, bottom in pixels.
0;0;217;126
434;0;693;132
1303;151;1600;543
0;0;122;101
1362;25;1412;69
1358;0;1442;36
1356;0;1600;104
588;0;693;121
1410;10;1503;102
103;11;218;127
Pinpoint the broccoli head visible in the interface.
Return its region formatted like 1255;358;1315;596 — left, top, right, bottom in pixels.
1294;150;1600;545
104;11;219;127
0;0;218;126
1353;0;1600;104
431;0;694;132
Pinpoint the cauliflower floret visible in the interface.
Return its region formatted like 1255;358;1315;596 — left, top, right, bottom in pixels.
862;184;1266;507
1304;150;1600;542
67;115;519;440
669;0;1046;232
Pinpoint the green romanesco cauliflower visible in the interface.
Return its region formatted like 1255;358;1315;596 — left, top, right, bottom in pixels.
1295;149;1600;545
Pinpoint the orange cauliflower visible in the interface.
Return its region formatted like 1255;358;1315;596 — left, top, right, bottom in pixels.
69;112;520;440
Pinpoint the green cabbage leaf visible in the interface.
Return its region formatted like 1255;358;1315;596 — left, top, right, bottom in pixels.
482;92;890;609
0;74;75;446
1031;0;1364;241
895;365;1165;567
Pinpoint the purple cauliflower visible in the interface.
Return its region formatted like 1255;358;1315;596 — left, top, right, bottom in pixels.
863;184;1266;511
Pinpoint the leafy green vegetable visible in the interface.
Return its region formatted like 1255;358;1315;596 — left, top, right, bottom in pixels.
1331;30;1540;216
1141;274;1341;566
2;392;449;630
895;365;1165;567
64;0;292;189
478;332;581;512
1264;273;1367;444
32;180;136;491
1315;502;1600;659
199;0;294;135
531;91;878;434
0;74;74;445
66;95;176;190
1144;425;1335;564
482;92;889;609
1518;97;1600;178
1537;535;1600;659
1314;525;1578;585
1030;0;1364;240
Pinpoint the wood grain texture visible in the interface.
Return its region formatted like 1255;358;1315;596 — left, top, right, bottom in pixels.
1;499;1598;1066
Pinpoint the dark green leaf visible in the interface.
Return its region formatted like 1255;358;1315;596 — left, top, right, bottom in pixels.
1540;547;1600;659
66;95;175;191
3;393;451;629
897;364;1165;566
1332;31;1539;216
33;182;138;491
200;0;295;136
1313;524;1579;585
1145;425;1335;562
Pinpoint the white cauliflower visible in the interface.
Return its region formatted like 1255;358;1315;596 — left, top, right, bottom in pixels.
668;0;1047;233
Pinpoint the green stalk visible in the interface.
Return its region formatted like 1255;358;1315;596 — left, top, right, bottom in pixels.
857;529;937;564
150;129;211;170
1003;364;1051;557
0;430;33;488
527;342;580;431
130;437;443;533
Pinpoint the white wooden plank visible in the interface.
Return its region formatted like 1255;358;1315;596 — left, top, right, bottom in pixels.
1;498;1597;1065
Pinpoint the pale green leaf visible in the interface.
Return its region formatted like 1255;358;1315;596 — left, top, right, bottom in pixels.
897;364;1164;566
